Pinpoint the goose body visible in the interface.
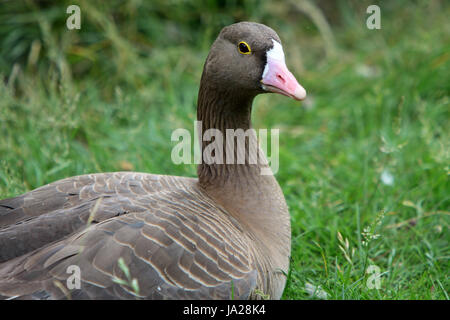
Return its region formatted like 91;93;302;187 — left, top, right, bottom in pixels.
0;22;306;299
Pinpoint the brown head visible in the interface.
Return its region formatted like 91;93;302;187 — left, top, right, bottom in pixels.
200;21;306;101
197;22;306;187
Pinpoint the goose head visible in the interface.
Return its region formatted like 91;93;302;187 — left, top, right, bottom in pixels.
201;21;306;101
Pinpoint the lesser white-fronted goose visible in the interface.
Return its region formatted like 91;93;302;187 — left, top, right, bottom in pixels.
0;22;306;300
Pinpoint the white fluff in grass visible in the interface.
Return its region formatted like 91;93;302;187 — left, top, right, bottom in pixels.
355;64;380;78
305;282;328;299
381;169;394;186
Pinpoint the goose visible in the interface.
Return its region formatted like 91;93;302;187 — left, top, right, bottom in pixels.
0;21;306;300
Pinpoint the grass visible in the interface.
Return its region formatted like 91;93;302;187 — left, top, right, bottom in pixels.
0;0;448;299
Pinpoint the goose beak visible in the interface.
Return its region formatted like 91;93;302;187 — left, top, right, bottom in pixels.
261;57;306;101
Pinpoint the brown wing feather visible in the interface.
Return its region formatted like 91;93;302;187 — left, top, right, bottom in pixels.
0;172;163;262
0;172;257;299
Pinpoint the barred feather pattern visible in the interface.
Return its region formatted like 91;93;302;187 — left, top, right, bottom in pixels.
0;172;258;299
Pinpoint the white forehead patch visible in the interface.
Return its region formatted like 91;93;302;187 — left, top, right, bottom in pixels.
267;39;285;62
262;40;285;79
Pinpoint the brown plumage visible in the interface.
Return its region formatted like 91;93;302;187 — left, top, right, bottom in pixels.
0;22;306;300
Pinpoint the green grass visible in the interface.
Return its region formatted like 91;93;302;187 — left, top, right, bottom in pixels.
0;0;448;299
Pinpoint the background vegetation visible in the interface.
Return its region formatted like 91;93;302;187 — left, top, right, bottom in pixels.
0;0;448;299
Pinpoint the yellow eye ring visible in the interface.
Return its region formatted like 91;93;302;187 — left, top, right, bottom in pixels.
238;41;251;54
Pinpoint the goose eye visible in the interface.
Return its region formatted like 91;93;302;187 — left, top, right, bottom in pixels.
238;41;251;54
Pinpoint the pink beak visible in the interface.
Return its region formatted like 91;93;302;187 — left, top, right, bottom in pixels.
261;58;306;101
